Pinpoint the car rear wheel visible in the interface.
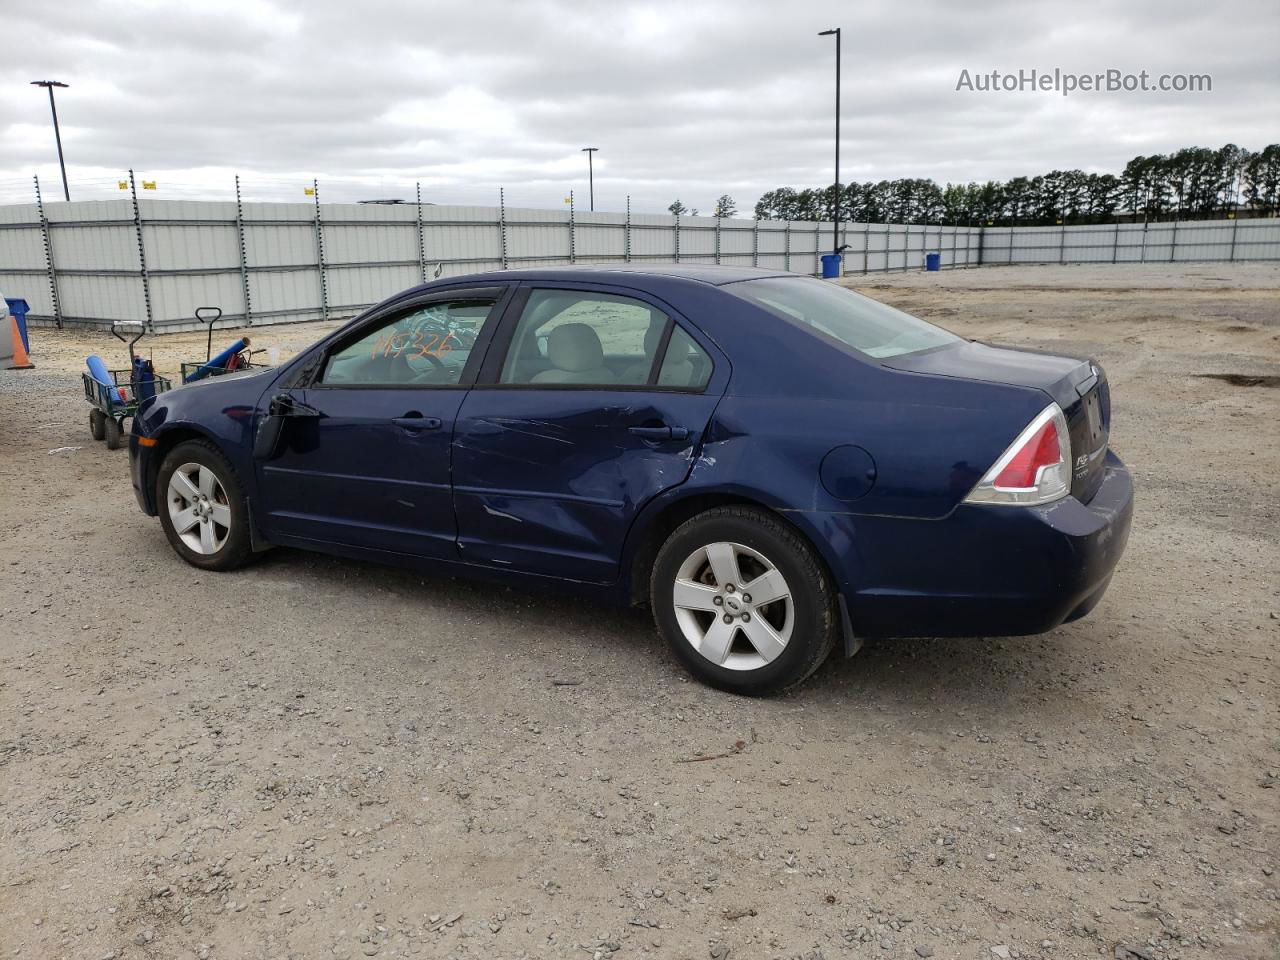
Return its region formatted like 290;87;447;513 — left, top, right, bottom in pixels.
156;440;253;571
650;506;837;695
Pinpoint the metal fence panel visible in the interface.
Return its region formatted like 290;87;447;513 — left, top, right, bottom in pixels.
2;191;1276;330
983;217;1280;265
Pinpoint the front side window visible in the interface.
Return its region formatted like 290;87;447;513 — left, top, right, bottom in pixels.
320;298;495;386
499;290;668;386
728;276;960;359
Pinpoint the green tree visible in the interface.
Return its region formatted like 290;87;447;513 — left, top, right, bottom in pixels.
667;199;688;216
1002;176;1034;225
1243;144;1280;216
713;194;738;218
1084;174;1120;221
771;187;801;220
1121;155;1170;220
941;183;972;225
1215;144;1249;215
793;188;823;220
747;142;1279;227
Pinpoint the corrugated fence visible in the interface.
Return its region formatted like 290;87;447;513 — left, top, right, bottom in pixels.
980;218;1280;265
0;196;1276;331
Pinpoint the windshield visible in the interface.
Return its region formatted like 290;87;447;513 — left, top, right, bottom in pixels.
728;276;960;359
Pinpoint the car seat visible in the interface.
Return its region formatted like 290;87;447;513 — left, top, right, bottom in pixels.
530;323;616;384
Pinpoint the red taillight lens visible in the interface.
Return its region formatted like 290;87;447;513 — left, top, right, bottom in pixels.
965;403;1072;506
992;420;1062;490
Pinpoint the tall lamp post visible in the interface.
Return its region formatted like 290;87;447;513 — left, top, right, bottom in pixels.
581;147;599;211
31;80;71;202
817;29;840;256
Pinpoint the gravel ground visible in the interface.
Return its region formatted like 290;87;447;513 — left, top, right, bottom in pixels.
1;263;1277;960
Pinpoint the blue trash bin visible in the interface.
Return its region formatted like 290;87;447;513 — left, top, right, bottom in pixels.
5;298;30;351
925;252;941;272
820;253;843;278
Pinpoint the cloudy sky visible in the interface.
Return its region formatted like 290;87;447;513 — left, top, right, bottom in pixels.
2;0;1275;211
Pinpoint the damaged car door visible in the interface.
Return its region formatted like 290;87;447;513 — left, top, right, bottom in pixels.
451;284;727;583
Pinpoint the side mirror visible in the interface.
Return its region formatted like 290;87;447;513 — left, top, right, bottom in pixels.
254;393;320;460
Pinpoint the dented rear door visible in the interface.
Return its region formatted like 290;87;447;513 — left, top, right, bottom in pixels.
451;283;728;584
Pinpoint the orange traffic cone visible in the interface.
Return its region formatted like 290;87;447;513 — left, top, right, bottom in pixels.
4;313;34;369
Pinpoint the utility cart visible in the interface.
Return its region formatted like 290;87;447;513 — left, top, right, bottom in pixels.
82;321;171;450
180;306;265;383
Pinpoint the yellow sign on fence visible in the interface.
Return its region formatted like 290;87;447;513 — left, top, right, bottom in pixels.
304;187;315;196
142;181;157;190
117;181;128;190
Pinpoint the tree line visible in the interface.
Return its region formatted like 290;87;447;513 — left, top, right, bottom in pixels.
742;144;1280;226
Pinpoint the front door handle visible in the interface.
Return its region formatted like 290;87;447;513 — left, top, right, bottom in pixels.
629;424;690;441
392;414;442;431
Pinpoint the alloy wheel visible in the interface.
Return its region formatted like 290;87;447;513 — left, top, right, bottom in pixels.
671;541;794;671
167;462;232;555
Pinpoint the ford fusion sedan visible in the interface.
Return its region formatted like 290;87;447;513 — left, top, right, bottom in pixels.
130;265;1133;695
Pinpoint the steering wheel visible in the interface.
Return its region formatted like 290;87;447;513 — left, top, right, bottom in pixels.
408;351;448;382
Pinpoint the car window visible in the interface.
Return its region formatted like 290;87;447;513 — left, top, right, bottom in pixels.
499;290;668;386
657;324;712;389
320;298;495;386
728;276;960;359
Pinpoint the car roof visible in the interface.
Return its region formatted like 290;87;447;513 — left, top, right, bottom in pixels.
434;263;794;288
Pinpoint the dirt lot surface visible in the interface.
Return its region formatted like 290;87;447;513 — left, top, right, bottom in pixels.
2;264;1277;960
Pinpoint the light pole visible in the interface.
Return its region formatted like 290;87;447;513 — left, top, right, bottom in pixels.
818;29;840;256
31;81;71;202
581;147;598;211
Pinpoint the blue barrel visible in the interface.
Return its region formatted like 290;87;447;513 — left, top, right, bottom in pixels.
5;298;30;351
925;252;941;272
820;253;843;278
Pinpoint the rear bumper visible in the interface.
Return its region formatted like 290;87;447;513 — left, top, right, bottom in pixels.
848;451;1133;637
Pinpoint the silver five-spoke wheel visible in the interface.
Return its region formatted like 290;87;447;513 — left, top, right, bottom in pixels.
166;462;232;555
672;541;794;671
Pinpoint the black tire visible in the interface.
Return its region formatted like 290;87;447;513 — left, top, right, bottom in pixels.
156;439;254;571
89;409;106;442
650;506;838;696
103;416;123;450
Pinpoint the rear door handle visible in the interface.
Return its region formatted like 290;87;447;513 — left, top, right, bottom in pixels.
392;415;442;431
629;425;690;441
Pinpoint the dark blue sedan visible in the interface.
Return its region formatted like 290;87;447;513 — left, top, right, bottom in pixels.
130;265;1133;695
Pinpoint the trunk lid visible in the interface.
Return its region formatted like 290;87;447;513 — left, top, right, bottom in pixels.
884;341;1111;502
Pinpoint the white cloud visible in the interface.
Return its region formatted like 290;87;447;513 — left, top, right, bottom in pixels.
1;0;1275;210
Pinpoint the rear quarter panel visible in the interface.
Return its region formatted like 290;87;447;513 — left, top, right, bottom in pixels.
626;368;1050;603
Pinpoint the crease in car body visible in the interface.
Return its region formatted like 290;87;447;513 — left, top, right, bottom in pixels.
474;416;576;445
131;265;1133;695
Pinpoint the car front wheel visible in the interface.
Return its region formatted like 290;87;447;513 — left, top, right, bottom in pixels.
650;506;838;695
156;440;253;571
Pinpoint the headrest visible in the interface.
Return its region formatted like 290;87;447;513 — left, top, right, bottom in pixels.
546;323;604;372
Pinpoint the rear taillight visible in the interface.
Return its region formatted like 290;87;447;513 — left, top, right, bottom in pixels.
964;403;1071;506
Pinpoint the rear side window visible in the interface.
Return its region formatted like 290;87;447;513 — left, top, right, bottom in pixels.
320;298;495;386
729;276;959;359
499;290;667;386
657;325;712;389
